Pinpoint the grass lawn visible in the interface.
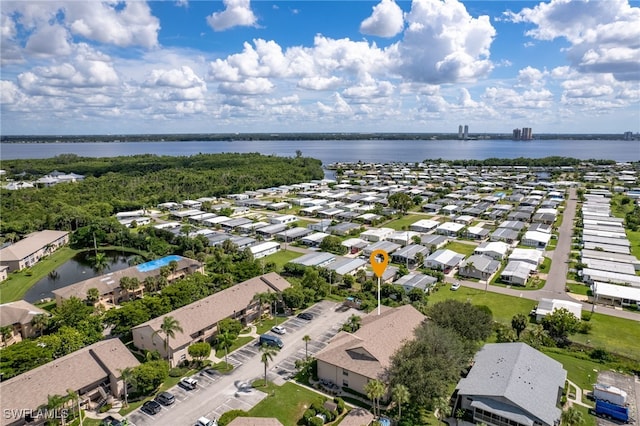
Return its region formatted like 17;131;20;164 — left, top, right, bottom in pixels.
383;214;427;231
215;336;254;358
427;286;536;323
249;381;329;426
256;317;283;334
626;228;640;259
539;256;552;273
567;283;591;296
543;349;601;394
0;246;80;303
444;241;476;257
570;312;640;360
264;250;304;270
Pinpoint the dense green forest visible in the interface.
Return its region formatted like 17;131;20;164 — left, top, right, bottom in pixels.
0;153;323;235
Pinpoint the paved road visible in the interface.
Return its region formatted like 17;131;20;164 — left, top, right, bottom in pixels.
127;301;355;426
446;187;640;322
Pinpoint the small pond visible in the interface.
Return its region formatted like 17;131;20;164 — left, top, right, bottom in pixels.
24;250;134;303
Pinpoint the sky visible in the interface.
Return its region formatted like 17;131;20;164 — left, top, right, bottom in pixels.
1;0;639;135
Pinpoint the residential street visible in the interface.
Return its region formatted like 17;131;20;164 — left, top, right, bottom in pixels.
446;187;640;322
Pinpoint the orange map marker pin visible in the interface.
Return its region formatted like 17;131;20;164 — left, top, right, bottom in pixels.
370;249;389;278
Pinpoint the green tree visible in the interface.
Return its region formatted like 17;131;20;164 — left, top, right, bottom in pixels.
388;323;472;407
345;314;361;333
364;379;386;417
428;300;493;342
217;331;236;365
495;323;518;343
561;406;584;426
511;313;528;339
91;252;110;273
53;297;93;328
188;342;212;363
433;397;451;422
86;287;100;304
253;292;272;324
302;335;311;359
319;235;347;254
0;326;13;347
388;193;413;213
260;344;278;385
541;308;580;344
153;316;184;365
119;367;135;407
392;383;410;421
130;360;169;395
31;313;49;337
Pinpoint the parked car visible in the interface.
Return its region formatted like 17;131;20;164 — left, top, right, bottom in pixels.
271;325;286;335
141;400;162;415
100;416;125;426
179;377;198;390
451;281;461;291
259;334;284;348
155;391;175;406
195;416;217;426
297;312;314;320
203;367;218;376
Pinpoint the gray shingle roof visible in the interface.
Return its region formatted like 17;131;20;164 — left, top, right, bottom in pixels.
456;343;566;426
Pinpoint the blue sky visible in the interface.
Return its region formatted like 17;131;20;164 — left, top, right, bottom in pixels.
1;0;638;135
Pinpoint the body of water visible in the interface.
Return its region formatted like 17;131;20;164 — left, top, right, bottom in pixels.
1;139;638;163
24;251;133;303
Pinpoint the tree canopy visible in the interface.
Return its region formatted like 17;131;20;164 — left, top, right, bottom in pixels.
427;300;493;342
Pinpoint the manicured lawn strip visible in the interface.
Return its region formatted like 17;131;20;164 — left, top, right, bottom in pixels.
574;405;596;426
539;256;552;272
626;229;640;260
543;349;601;406
256;317;281;335
215;336;255;358
383;215;427;231
0;246;80;303
249;382;328;426
444;241;477;257
264;250;304;270
427;286;536;323
567;283;590;296
569;312;640;360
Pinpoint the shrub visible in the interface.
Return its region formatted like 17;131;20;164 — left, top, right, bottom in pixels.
590;348;611;362
334;397;345;414
308;416;324;426
581;312;592;321
169;367;188;377
302;409;316;423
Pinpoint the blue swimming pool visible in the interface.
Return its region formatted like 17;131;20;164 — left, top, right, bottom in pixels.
136;255;182;273
378;417;391;426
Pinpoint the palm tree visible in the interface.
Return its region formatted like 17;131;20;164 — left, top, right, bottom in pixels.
302;335;311;359
0;326;13;347
86;288;100;304
31;314;49;337
260;344;278;385
253;292;272;324
169;260;179;277
392;384;410;421
432;397;451;423
118;367;135;407
153;316;183;366
217;331;236;366
66;389;83;426
119;277;133;301
364;379;386;417
144;276;158;293
561;406;584;426
511;313;528;339
347;314;361;332
91;252;110;273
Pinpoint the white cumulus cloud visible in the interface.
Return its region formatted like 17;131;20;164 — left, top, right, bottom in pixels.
397;0;496;84
207;0;257;31
507;0;640;81
360;0;405;38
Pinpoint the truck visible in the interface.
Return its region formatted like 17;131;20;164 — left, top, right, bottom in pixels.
593;383;628;406
595;399;630;423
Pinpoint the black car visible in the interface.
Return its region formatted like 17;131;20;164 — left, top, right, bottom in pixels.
155;391;175;406
203;367;218;376
297;312;314;320
141;400;162;415
100;416;125;426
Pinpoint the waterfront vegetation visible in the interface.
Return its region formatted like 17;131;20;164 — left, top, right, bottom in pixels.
0;247;80;303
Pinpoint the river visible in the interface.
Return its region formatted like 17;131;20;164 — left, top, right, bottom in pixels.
1;139;638;163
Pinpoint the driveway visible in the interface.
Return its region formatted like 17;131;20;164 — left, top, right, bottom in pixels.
126;300;355;426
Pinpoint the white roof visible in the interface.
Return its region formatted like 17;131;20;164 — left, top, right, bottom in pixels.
360;227;394;237
249;242;280;254
593;282;640;301
476;241;510;256
509;248;544;264
535;298;582;319
523;231;551;244
410;219;439;229
436;222;466;232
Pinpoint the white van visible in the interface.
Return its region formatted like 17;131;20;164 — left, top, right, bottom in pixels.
195;417;217;426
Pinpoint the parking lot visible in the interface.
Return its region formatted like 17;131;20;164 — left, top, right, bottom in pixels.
126;300;354;426
594;371;638;426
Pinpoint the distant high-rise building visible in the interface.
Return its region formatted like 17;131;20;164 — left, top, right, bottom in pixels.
513;127;533;140
512;128;522;140
458;125;463;140
463;125;469;140
624;131;634;140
